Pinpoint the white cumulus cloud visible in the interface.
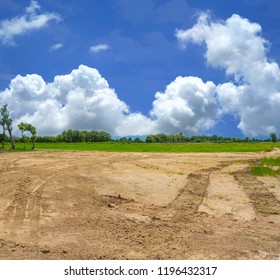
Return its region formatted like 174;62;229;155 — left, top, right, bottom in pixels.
0;65;155;136
90;44;110;53
0;0;61;45
176;13;280;137
151;76;218;134
0;64;218;136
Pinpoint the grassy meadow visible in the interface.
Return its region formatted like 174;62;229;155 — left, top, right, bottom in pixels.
5;141;280;153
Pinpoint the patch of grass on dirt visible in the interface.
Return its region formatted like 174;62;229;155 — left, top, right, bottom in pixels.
251;157;280;176
261;157;280;166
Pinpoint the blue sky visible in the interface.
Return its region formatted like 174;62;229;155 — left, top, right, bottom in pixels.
1;0;280;137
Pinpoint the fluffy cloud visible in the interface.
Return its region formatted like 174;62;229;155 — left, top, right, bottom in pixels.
0;65;155;136
90;44;110;53
0;64;217;136
176;13;280;136
151;76;218;134
0;0;61;45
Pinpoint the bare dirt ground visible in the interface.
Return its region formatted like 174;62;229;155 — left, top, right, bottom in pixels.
0;149;280;260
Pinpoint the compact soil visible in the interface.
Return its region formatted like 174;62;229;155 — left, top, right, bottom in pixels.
0;150;280;259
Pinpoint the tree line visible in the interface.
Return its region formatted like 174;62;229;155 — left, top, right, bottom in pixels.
37;129;111;143
0;103;278;150
144;133;275;143
0;104;112;149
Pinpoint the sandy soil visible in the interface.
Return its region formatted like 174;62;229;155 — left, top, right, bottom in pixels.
0;149;280;260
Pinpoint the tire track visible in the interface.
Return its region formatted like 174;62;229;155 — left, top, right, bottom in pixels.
171;164;231;219
234;171;280;216
0;158;21;174
3;177;32;228
2;165;76;233
172;172;209;219
171;162;253;220
199;164;256;220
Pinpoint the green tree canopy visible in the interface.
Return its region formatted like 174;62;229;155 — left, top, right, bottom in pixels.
18;122;37;149
0;104;15;149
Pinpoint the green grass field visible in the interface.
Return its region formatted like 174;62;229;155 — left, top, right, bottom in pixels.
4;141;280;153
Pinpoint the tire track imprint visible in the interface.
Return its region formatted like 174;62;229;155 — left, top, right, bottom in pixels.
0;159;21;174
2;165;77;233
172;172;209;219
171;163;232;219
234;171;280;216
199;164;256;220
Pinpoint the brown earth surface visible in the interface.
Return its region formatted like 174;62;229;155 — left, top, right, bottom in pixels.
0;149;280;260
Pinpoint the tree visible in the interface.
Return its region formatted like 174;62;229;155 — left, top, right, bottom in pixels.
0;105;15;149
119;137;128;143
0;113;6;148
133;137;142;143
97;131;111;142
18;122;28;149
0;134;5;148
18;122;37;149
27;123;37;149
145;135;155;143
270;133;277;143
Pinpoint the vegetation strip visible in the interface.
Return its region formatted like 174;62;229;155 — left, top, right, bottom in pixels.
251;157;280;176
2;141;280;153
27;142;280;153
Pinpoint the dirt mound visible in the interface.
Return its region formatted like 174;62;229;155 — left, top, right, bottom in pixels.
0;151;280;259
